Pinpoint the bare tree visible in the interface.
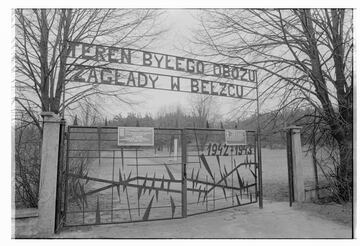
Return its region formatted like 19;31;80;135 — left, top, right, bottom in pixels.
193;9;353;201
15;9;165;133
190;95;217;128
189;95;218;151
14;8;165;208
14;110;42;208
69;101;103;127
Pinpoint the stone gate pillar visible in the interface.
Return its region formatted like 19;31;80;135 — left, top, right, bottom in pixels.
287;126;305;202
37;112;61;235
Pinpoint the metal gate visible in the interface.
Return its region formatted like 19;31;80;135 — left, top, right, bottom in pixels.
61;126;260;227
184;128;258;216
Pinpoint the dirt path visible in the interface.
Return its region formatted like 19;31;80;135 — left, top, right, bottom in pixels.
54;200;352;239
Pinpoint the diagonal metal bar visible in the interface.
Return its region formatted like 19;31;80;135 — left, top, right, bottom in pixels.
137;176;182;183
187;178;241;191
187;183;256;194
85;184;114;196
205;164;244;194
69;173;182;194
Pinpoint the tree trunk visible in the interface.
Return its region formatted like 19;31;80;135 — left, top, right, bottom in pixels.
336;136;353;201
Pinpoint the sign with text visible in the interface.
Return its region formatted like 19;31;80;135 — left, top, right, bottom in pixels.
118;127;154;146
225;129;247;146
68;41;257;83
69;65;256;100
67;41;258;101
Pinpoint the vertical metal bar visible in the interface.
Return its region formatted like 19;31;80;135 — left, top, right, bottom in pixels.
286;129;294;207
181;129;187;218
97;127;101;166
255;75;263;208
206;175;208;211
121;148;124;170
253;132;258;202
82;193;85;224
290;132;295;203
287;130;292;206
61;67;66;119
213;172;216;209
63;126;70;224
136;148;140;216
111;150;115;222
231;147;234;205
55;119;65;232
312;111;319;199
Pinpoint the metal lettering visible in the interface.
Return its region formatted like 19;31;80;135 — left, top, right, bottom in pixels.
191;79;200;93
201;80;209;94
143;52;152;66
171;76;180;91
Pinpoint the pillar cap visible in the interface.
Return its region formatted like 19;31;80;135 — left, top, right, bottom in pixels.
41;112;57;117
41;112;61;122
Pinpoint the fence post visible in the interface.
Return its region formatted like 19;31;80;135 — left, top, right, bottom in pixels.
286;129;294;206
37;112;62;235
181;129;187;217
55;119;66;232
286;126;305;202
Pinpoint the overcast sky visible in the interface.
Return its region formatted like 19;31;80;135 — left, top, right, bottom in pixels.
97;9;258;121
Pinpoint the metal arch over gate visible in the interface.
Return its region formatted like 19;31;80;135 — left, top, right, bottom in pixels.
63;126;259;226
58;40;263;228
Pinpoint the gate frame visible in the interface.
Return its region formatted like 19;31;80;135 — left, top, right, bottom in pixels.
181;129;188;218
59;126;262;228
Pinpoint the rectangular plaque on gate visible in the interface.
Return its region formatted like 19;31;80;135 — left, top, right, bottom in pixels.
118;127;154;146
225;129;247;145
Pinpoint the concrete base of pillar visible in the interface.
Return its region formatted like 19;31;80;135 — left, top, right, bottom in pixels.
37;112;61;235
286;126;305;203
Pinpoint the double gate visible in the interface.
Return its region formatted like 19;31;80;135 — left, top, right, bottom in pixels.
58;126;260;227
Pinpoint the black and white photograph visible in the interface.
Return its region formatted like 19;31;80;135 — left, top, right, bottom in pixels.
4;0;357;240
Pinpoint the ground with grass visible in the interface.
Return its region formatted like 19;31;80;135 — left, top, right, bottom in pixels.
261;147;353;228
